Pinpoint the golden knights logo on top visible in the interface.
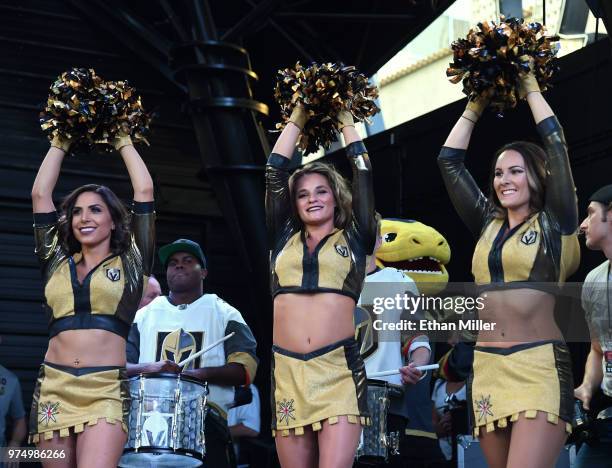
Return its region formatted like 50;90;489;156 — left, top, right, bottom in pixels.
156;328;204;370
520;229;538;246
105;267;121;282
334;244;349;258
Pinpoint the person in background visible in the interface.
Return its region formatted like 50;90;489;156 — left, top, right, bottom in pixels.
1;358;26;468
139;274;162;308
574;184;612;468
228;384;261;468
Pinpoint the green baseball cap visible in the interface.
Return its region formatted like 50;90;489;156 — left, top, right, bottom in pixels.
159;239;207;269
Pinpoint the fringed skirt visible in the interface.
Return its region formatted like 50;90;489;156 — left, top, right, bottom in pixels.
29;362;129;443
468;340;573;437
271;337;369;437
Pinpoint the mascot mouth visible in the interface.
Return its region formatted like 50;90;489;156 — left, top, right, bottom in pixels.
385;256;444;275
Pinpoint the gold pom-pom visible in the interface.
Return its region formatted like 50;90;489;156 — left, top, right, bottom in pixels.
446;17;559;115
40;68;152;153
274;62;380;155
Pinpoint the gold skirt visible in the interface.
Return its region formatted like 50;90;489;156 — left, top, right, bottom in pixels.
271;337;369;436
29;362;129;443
469;341;573;437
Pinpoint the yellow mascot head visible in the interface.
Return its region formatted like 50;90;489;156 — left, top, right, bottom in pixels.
376;219;450;295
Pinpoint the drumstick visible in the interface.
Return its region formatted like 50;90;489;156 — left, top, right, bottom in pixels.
369;364;439;378
178;332;235;367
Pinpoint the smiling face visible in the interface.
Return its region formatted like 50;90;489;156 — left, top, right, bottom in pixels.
70;191;114;250
493;149;531;214
294;172;336;227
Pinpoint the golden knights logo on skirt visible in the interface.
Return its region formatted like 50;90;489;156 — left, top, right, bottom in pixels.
156;328;204;370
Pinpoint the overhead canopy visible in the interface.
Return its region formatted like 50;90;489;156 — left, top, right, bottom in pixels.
71;0;456;120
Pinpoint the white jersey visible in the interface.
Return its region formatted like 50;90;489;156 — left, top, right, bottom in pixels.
582;260;612;397
128;294;258;416
356;267;419;386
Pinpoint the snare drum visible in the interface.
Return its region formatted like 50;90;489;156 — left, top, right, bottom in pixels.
356;379;404;464
119;373;208;468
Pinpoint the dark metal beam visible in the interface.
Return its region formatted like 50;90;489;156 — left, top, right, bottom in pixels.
221;0;282;42
244;0;316;63
191;0;218;41
295;20;341;63
275;12;416;22
158;0;190;41
68;0;185;92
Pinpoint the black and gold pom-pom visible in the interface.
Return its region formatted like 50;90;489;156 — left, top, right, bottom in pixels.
446;17;559;115
40;68;152;153
274;62;380;155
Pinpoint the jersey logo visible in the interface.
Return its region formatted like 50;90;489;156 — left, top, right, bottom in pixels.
354;305;378;359
520;230;538;246
158;329;204;370
335;244;349;257
106;268;121;282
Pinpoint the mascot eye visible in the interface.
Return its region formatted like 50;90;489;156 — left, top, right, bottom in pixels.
383;233;397;243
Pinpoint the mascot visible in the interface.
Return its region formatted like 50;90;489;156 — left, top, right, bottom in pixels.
376;219;450;295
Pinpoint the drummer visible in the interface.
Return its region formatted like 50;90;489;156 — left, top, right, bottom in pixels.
126;239;258;466
354;220;435;467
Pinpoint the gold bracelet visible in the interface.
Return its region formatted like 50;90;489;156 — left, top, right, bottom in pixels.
461;114;477;124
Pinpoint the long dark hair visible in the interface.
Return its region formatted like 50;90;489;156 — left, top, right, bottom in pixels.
488;141;547;219
59;184;130;255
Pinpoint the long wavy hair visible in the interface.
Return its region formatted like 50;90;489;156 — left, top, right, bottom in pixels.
288;162;352;229
488;141;547;219
59;184;130;255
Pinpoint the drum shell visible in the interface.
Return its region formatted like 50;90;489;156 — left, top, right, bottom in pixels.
120;373;209;467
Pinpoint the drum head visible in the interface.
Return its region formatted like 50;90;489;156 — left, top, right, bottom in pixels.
130;373;207;399
120;448;203;467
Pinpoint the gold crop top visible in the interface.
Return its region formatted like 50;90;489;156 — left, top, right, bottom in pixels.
265;141;377;301
438;116;580;290
33;201;155;339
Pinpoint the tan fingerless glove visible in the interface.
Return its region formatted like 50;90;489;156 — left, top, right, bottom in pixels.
288;103;307;130
518;56;540;99
336;109;355;130
113;134;133;151
519;72;540;99
462;95;488;123
50;134;72;152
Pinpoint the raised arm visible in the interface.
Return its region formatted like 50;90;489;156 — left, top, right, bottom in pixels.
115;136;154;202
265;105;306;243
31;137;70;213
115;136;156;274
437;98;491;237
522;76;578;234
338;111;376;252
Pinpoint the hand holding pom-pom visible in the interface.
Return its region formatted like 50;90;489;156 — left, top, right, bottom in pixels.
446;17;559;116
274;62;379;155
518;57;540;99
40;68;152;153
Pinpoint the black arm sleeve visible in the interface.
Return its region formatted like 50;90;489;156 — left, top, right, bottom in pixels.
130;201;156;276
126;323;140;364
265;154;293;247
346;141;377;253
33;211;64;280
437;147;491;237
537;116;578;235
